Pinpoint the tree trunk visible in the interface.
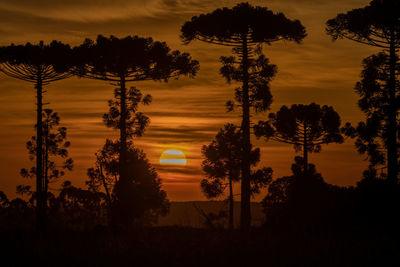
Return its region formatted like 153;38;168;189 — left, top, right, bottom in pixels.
35;71;45;232
43;121;49;209
240;35;251;231
228;173;234;230
387;31;398;184
115;75;129;228
119;75;127;183
100;164;112;208
303;122;308;176
99;163;112;226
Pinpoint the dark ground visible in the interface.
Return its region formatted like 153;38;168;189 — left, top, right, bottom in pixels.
1;224;399;267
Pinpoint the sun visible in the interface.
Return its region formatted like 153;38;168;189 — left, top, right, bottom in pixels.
160;149;187;165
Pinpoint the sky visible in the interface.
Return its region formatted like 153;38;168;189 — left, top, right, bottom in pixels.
0;0;380;201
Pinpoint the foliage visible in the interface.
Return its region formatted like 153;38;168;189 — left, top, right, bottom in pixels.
326;0;400;182
201;124;272;198
73;35;199;82
87;140;170;226
0;40;73;81
20;109;73;183
54;181;107;230
262;157;354;230
103;87;152;138
326;0;400;49
255;103;343;171
221;51;277;113
181;2;306;45
341;52;400;174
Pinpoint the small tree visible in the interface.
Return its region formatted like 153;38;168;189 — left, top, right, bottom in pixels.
56;181;107;231
87;140;170;226
326;0;400;183
262;157;326;226
181;2;306;229
255;103;343;174
20;109;73;200
86;139;120;214
201;123;272;229
0;41;72;232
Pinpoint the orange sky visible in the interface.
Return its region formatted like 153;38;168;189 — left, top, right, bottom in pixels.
0;0;380;201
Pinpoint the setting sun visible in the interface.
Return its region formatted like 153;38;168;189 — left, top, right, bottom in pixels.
160;149;187;165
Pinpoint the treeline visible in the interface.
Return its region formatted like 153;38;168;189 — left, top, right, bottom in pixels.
0;0;400;235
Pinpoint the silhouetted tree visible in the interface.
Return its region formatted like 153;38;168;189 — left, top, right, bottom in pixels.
0;41;72;232
326;0;400;183
262;157;326;228
87;140;170;227
181;2;306;229
20;109;73;207
86;139;118;209
57;181;106;231
0;191;8;209
74;35;198;226
255;103;343;174
342;52;400;177
201;123;272;229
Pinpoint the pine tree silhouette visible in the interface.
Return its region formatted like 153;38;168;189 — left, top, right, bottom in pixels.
255;103;343;174
0;41;73;232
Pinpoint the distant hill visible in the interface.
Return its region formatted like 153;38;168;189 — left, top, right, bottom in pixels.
156;201;264;228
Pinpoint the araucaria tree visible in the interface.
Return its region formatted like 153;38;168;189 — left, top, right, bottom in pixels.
255;103;344;174
201;123;272;229
20;109;73;203
326;0;400;183
181;2;306;229
0;41;72;232
75;35;198;226
341;52;400;178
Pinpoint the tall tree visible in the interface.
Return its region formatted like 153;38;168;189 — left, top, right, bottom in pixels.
20;109;73;206
0;41;72;232
181;2;306;229
326;0;400;183
341;52;400;177
255;103;344;174
201;123;272;229
74;35;198;226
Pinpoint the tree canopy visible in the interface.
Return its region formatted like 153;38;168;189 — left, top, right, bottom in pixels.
181;2;306;46
326;0;400;48
0;41;73;83
255;103;344;172
74;35;199;82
